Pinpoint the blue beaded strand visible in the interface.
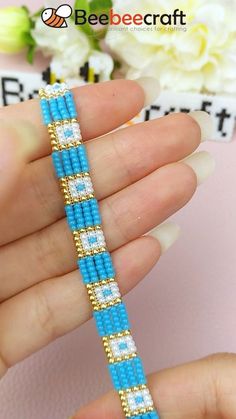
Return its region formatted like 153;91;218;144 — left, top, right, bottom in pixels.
39;83;159;419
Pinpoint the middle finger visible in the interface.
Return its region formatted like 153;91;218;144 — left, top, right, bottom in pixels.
0;113;200;245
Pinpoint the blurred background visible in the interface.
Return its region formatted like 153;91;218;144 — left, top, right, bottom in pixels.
0;0;236;418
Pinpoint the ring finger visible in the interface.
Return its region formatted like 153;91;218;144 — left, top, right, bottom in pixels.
0;160;198;301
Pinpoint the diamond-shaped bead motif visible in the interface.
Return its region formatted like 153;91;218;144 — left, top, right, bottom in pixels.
55;121;81;146
68;176;94;200
80;230;105;252
94;282;121;305
126;388;153;413
109;335;137;359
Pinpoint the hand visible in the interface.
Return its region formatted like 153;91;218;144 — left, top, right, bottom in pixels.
73;353;236;418
0;79;213;382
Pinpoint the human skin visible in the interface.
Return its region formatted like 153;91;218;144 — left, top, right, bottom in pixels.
0;79;231;419
73;353;236;418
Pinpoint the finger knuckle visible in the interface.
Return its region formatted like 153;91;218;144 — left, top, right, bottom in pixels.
28;158;62;223
102;196;133;245
203;352;236;416
35;220;73;279
34;281;57;341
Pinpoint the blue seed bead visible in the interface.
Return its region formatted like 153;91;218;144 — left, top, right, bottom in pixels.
81;201;93;225
90;199;101;225
108;364;120;390
86;257;99;282
48;98;62;121
120;363;130;388
130;415;158;419
77;145;89;172
73;203;84;228
56;96;70;118
102;252;115;277
130;358;144;387
94;311;106;336
94;255;106;279
112;304;129;334
60;149;74;176
104;310;113;335
126;361;135;387
150;412;160;419
133;357;146;385
109;361;133;390
116;363;127;389
52;151;65;178
65;91;77;118
94;306;127;336
64;205;76;230
68;107;77;119
77;259;90;283
100;312;108;336
119;303;130;330
40;99;52;125
68;147;82;173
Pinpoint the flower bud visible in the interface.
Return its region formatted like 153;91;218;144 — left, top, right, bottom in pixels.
0;7;31;53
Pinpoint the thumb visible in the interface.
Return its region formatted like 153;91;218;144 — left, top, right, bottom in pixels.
0;119;39;208
72;353;236;419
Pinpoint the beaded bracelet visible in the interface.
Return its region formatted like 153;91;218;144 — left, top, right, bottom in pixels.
39;82;159;419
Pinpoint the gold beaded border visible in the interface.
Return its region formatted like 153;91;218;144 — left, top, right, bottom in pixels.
119;385;154;417
60;173;94;205
86;278;121;311
103;330;137;363
73;226;107;258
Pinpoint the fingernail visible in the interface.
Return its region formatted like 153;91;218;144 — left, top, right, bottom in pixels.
189;111;214;141
183;151;216;185
148;222;181;254
134;77;161;107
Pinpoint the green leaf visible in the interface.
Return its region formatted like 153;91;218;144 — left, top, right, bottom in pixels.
22;31;36;47
90;0;112;13
74;0;93;36
26;44;36;64
22;5;30;15
32;7;44;19
74;0;112;47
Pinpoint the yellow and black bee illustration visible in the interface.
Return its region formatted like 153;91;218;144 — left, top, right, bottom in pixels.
41;4;72;28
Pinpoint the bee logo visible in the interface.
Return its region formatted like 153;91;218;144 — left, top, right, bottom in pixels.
41;4;72;28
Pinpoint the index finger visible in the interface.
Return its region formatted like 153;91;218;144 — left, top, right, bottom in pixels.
0;79;145;162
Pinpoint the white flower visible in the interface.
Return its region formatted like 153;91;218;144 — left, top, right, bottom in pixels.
89;50;114;81
105;0;236;94
32;16;113;81
32;18;90;74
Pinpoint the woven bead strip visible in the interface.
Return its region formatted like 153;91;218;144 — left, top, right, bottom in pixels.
39;82;160;419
